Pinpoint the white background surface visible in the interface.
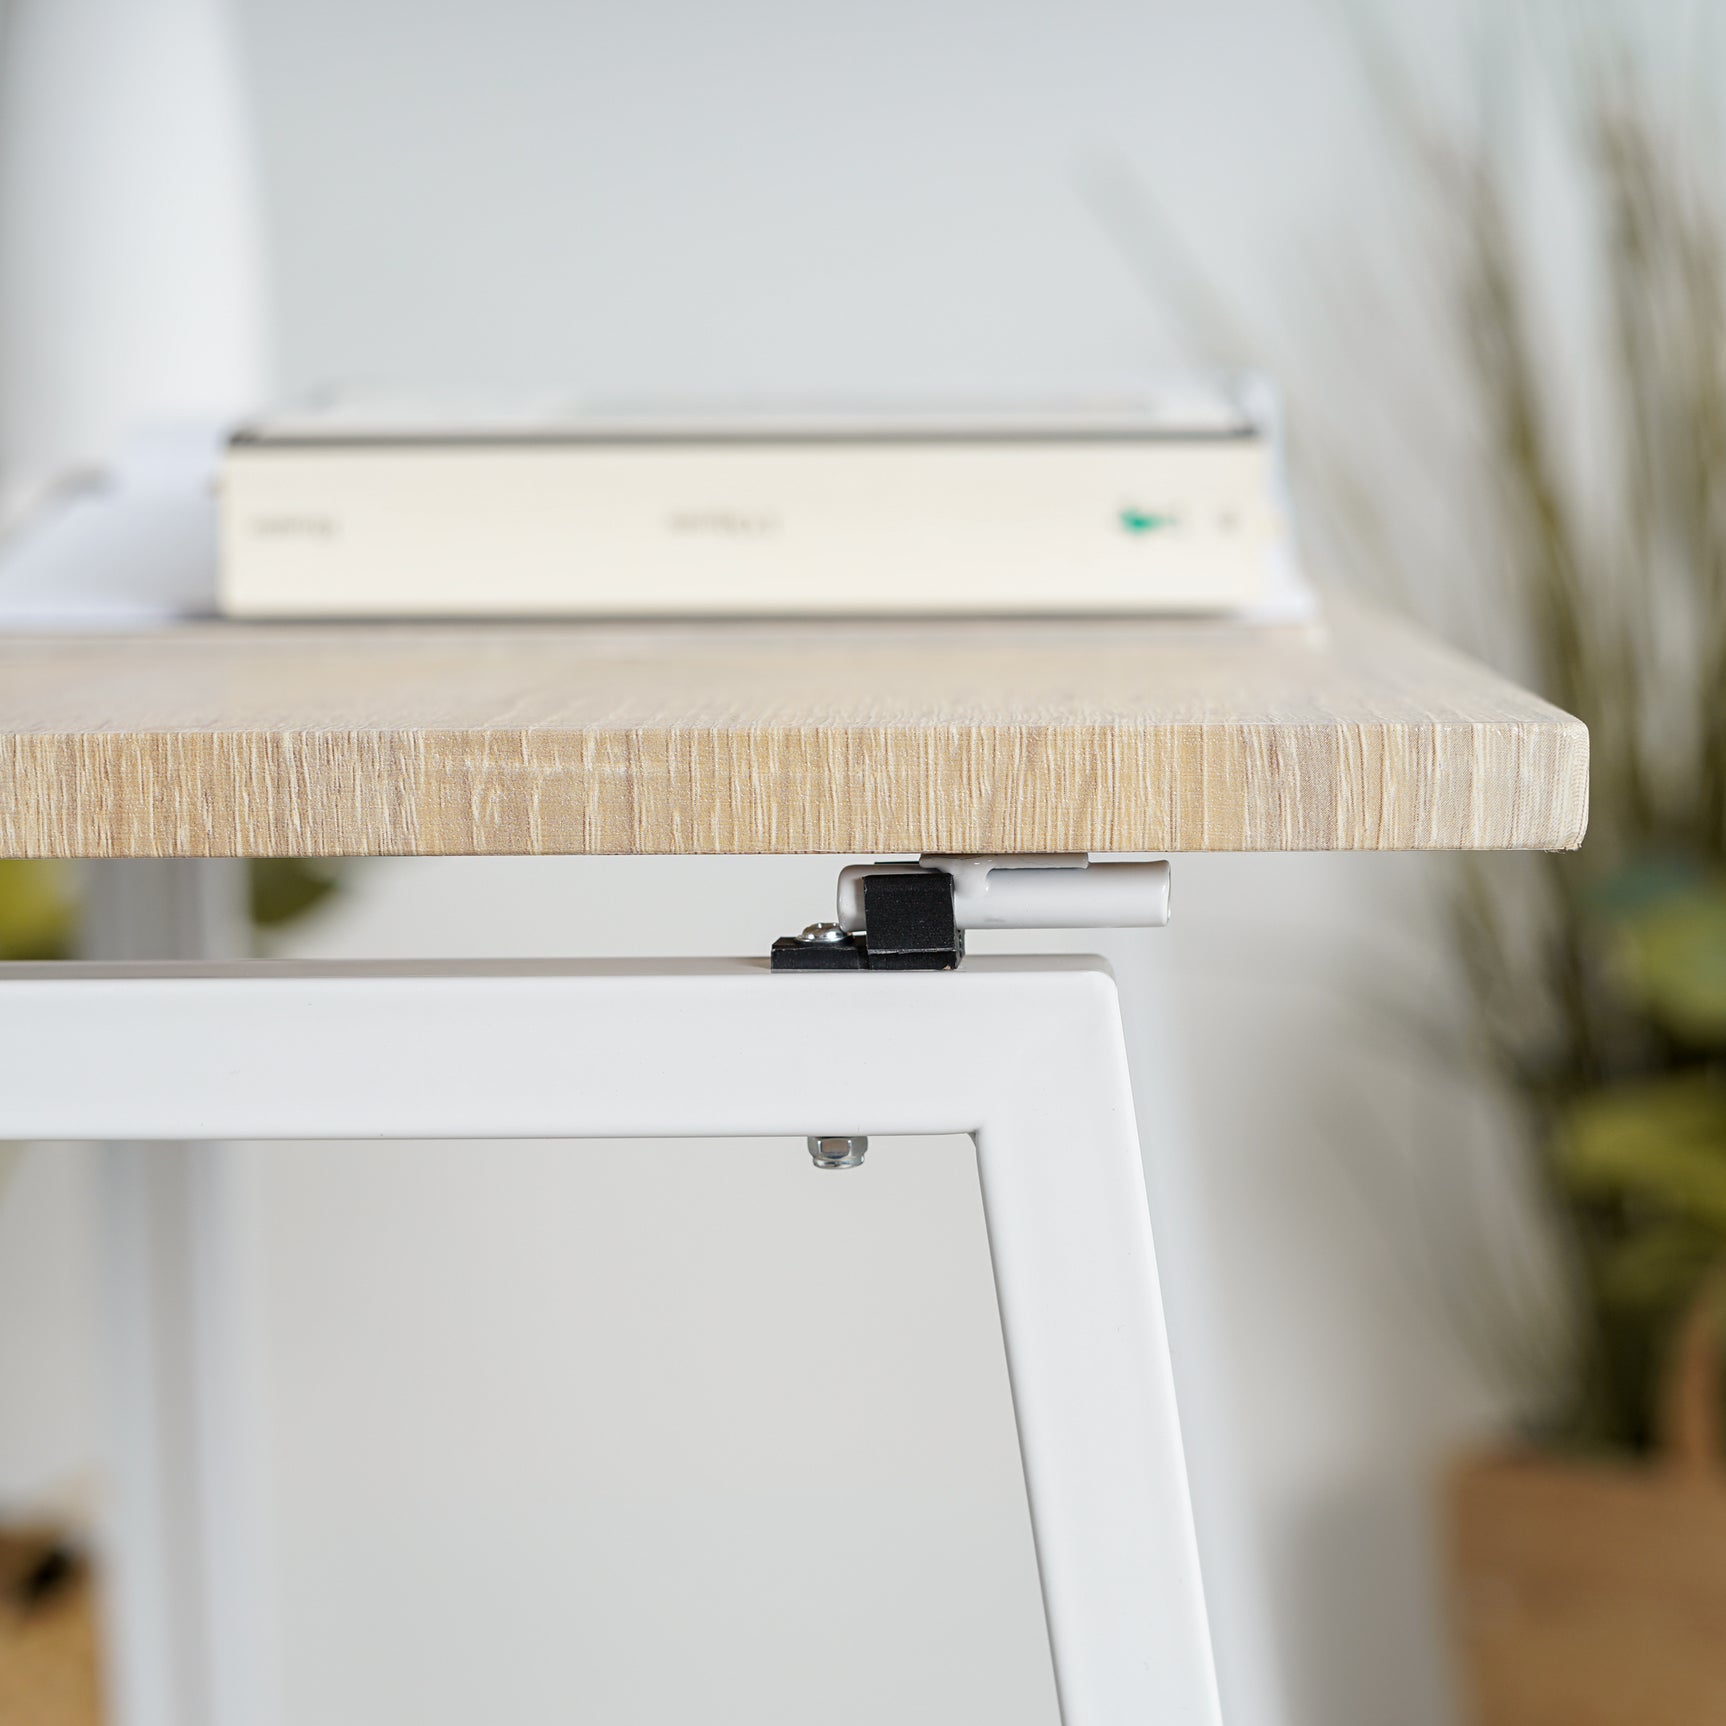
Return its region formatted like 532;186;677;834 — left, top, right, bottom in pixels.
0;1;1644;1721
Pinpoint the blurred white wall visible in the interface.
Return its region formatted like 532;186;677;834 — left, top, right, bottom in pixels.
0;0;1642;1722
239;0;1458;401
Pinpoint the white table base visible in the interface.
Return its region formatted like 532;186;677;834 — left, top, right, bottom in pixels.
5;901;1221;1726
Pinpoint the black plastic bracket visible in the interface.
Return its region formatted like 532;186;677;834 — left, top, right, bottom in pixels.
770;866;964;972
856;869;963;970
769;928;865;971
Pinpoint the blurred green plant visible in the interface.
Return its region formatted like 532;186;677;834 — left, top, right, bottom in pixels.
0;857;340;958
0;860;75;960
1416;58;1726;1455
248;857;342;930
1102;33;1726;1456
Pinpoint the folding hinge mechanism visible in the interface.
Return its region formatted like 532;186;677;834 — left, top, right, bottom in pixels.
770;855;1171;973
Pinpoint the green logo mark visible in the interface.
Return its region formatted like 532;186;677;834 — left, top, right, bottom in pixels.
1119;508;1177;534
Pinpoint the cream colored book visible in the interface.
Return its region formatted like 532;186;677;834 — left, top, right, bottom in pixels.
218;387;1308;619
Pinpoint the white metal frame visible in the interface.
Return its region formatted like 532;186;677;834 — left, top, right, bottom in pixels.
79;861;273;1726
1;949;1221;1726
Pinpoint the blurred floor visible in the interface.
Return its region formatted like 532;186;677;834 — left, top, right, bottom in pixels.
0;1530;102;1726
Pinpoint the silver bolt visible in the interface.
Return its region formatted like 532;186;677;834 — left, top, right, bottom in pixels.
799;922;849;944
808;1135;867;1170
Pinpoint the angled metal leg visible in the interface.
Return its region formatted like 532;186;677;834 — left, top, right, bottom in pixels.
0;955;1221;1726
972;994;1220;1725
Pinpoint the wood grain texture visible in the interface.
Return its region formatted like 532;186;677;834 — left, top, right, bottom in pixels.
0;597;1587;858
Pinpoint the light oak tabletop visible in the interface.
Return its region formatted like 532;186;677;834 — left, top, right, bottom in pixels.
0;597;1587;859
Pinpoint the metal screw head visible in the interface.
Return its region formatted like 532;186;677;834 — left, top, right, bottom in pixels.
807;1135;867;1170
799;922;849;944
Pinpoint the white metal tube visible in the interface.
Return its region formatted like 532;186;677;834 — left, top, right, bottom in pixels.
836;857;1171;933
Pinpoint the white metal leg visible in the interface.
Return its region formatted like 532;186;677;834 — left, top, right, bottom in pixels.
1;953;1221;1726
83;862;270;1726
